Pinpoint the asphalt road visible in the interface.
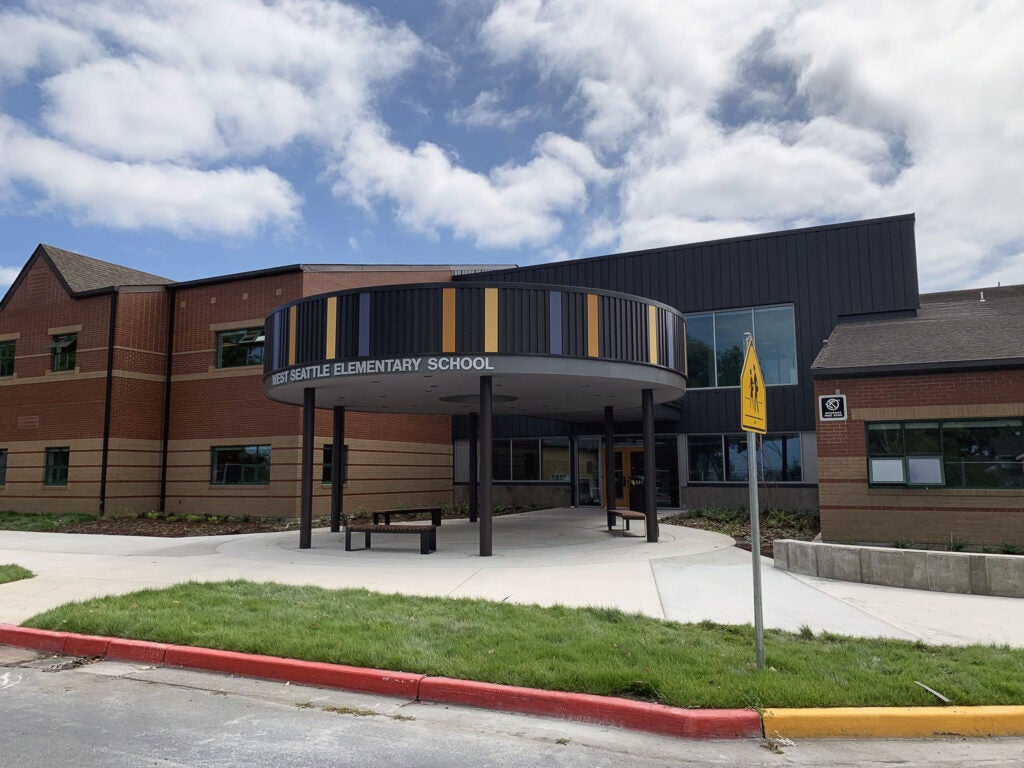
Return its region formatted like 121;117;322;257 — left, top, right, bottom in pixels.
2;647;1023;767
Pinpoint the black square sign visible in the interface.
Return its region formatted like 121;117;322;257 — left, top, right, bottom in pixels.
819;394;847;421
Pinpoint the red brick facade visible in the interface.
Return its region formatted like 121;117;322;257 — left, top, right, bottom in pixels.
815;370;1024;546
0;254;455;518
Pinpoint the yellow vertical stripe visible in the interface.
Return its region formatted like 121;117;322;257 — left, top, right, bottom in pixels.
648;305;659;365
485;288;499;353
587;294;599;357
288;305;297;366
325;296;337;360
442;288;456;353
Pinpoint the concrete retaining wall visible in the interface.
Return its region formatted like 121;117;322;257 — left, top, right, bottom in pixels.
773;540;1024;598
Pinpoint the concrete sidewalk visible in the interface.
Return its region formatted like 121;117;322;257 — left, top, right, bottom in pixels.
1;508;1022;647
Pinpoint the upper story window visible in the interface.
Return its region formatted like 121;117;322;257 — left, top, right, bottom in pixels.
867;419;1024;489
50;334;77;372
685;305;797;388
216;327;264;368
0;341;14;376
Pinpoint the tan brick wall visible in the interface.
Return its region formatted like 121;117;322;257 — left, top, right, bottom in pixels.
816;370;1024;545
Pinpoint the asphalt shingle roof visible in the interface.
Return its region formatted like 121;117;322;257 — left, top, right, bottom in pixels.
40;244;172;294
812;284;1024;374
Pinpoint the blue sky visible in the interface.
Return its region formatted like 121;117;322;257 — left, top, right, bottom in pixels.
1;0;1022;293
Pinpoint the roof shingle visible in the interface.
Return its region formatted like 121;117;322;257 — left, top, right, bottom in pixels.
40;244;172;294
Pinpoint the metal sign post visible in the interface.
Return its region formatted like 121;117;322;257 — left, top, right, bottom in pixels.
740;333;766;670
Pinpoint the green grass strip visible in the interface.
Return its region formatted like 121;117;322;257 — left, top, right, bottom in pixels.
23;581;1024;709
0;511;97;532
0;564;34;585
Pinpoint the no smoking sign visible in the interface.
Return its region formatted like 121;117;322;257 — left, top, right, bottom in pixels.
818;393;847;421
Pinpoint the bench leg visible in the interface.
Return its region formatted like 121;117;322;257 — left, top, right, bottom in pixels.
429;527;437;551
420;531;431;554
607;511;615;530
345;527;351;551
625;518;631;531
365;532;371;549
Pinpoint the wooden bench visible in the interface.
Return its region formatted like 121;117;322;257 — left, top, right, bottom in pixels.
373;509;442;527
607;509;647;533
345;522;437;554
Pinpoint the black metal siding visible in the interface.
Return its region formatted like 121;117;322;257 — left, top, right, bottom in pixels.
456;215;919;434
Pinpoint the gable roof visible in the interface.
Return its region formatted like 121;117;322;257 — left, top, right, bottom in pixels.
38;244;172;294
812;284;1024;376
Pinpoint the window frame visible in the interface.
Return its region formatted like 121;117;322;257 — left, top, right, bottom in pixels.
0;340;14;377
688;433;804;484
683;304;798;390
0;448;7;486
321;444;349;485
44;447;70;487
865;418;1024;490
490;437;572;483
50;333;77;372
210;445;271;486
215;327;265;369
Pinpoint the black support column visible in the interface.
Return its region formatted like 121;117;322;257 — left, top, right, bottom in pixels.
642;388;659;543
330;405;345;533
604;405;615;528
300;387;315;549
479;376;493;557
468;412;479;523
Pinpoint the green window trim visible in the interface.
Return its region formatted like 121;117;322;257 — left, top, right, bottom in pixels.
321;444;349;485
210;445;271;485
216;327;265;369
0;448;7;486
44;447;70;487
866;419;1024;490
0;340;15;377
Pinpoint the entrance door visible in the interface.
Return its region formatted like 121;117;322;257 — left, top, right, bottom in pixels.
610;447;645;508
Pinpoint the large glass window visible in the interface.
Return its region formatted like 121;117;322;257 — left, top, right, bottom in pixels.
216;328;265;368
690;434;802;483
44;447;70;487
685;305;796;388
577;437;602;504
491;438;572;482
211;445;271;485
867;419;1024;489
51;334;77;372
540;438;571;480
0;448;7;485
0;341;14;377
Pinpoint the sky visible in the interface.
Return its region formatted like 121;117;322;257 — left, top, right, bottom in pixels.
0;0;1022;295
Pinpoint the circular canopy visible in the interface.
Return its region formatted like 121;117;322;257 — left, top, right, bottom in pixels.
263;282;687;420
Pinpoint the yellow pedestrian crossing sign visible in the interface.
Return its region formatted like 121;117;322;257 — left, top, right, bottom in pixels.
741;339;767;434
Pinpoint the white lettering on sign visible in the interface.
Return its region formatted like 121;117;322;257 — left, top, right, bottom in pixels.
273;356;494;386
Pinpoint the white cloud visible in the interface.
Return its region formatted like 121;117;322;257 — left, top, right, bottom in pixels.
449;90;536;131
337;124;598;248
0;266;20;289
0;11;100;85
0;116;299;236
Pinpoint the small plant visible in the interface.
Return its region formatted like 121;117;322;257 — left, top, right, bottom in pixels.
893;540;912;549
981;545;995;554
184;515;204;523
947;537;967;552
1000;542;1022;555
797;624;814;640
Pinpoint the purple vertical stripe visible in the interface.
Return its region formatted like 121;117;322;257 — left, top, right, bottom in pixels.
358;293;370;356
666;313;675;369
549;292;562;354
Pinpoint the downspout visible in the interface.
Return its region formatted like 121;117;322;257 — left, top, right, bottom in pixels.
158;287;176;512
98;290;119;517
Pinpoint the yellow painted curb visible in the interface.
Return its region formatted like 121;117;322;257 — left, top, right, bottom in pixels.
763;707;1024;739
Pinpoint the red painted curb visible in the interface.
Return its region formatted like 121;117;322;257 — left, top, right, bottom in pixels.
418;677;762;739
105;638;169;664
62;633;110;657
0;626;68;653
163;645;423;698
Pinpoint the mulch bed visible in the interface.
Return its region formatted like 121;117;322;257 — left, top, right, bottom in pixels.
57;518;293;538
661;514;820;558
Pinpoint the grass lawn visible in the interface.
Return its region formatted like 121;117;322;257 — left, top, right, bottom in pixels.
23;581;1024;709
0;511;97;532
0;564;34;585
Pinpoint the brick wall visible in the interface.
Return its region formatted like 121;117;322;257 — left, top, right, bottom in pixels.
815;369;1024;546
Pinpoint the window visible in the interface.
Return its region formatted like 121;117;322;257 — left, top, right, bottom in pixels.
684;305;797;388
216;327;264;368
50;333;77;372
0;341;14;377
321;444;349;484
211;445;271;485
491;438;571;481
689;434;802;483
0;449;7;486
44;447;70;487
867;419;1024;489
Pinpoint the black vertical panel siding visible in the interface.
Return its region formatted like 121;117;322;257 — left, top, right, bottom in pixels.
371;288;441;356
457;215;919;433
336;294;360;359
295;300;324;365
456;288;484;353
563;292;587;357
500;288;547;354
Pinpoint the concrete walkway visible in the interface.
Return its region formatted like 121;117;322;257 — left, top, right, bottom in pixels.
1;508;1021;647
